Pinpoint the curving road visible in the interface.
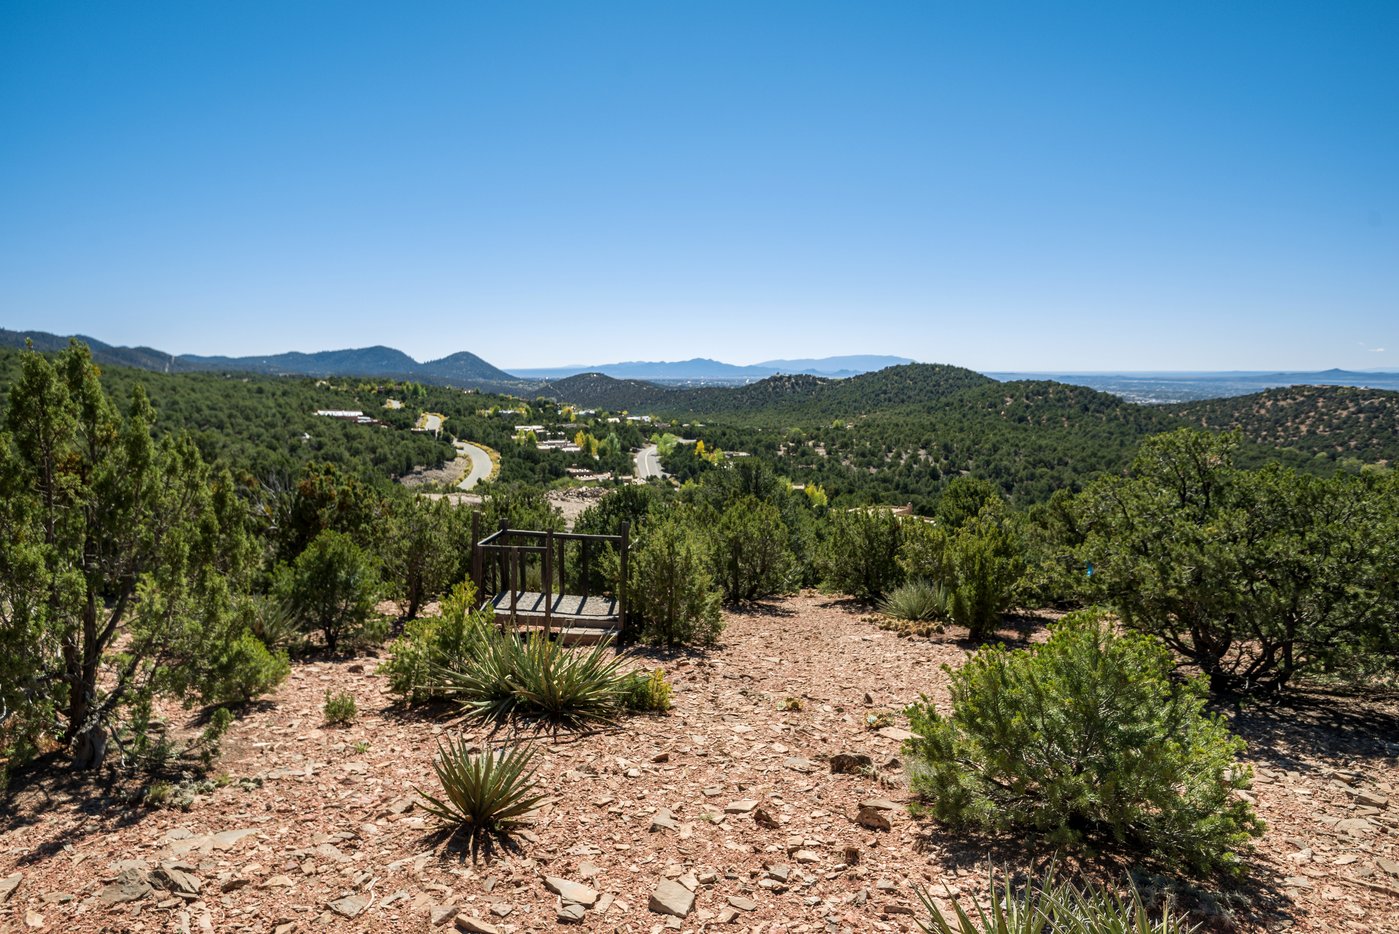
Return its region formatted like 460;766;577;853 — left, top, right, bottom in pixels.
635;443;665;480
455;441;494;490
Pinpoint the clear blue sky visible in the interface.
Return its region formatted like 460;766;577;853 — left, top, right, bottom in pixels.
2;2;1395;371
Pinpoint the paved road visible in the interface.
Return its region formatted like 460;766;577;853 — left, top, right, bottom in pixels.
455;441;494;490
634;443;665;480
419;412;444;434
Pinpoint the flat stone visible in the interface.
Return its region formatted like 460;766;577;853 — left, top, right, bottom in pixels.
717;907;740;923
1378;857;1399;877
793;849;821;864
0;873;22;903
784;757;817;773
724;799;758;814
328;894;370;918
1355;790;1390;809
1335;818;1374;836
877;727;915;742
543;877;598;907
152;865;201;896
430;904;460;925
97;871;152;907
859;797;899;811
557;901;587;923
765;864;791;883
650;809;679;832
727;895;758;911
829;753;873;774
649;878;695;917
753;807;780;829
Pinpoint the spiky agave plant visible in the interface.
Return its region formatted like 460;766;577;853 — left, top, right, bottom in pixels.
430;627;524;722
915;867;1197;934
509;635;632;729
880;579;949;622
416;737;547;852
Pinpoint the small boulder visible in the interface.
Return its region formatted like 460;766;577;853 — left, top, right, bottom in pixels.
543;877;598;907
648;879;695;918
328;894;370;918
455;916;501;934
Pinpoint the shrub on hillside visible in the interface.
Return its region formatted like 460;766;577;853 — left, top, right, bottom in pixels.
199;630;291;706
620;668;674;713
904;610;1263;875
941;513;1027;639
381;582;493;704
820;507;904;601
711;496;797;602
880;579;948;624
628;513;724;646
276;530;380;653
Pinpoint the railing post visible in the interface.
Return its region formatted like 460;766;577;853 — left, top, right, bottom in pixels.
581;539;591;600
543;528;554;637
471;511;482;599
618;522;630;644
510;546;519;631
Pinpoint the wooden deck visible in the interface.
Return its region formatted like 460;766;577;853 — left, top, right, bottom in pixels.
489;591;620;629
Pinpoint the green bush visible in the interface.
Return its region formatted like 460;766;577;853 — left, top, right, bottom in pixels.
323;689;357;725
417;738;546;852
821;507;904;601
278;530;380;654
880;579;949;623
941;513;1026;639
904;610;1263;875
621;668;673;712
381;582;493;704
628;513;724;647
711;496;798;602
199;631;291;706
916;866;1196;934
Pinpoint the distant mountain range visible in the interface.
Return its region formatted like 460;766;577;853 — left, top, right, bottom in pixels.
0;328;527;391
6;327;1399;405
507;355;915;382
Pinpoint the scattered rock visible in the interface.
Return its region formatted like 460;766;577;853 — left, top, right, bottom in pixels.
1354;789;1390;809
152;864;201;897
97;869;152;907
1378;857;1399;878
830;753;873;774
857;807;892;831
725;799;758;813
765;864;791;883
877;727;916;742
430;904;460;925
327;894;370;918
649;878;695;918
650;809;679;833
0;873;22;903
455;916;500;934
753;807;780;829
728;894;758;911
543;877;598;907
557;902;587;923
784;757;817;773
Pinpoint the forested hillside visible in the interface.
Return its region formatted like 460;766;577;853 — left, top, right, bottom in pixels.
1171;385;1399;466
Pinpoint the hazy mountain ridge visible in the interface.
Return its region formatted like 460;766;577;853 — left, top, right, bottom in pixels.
509;354;914;381
0;329;526;390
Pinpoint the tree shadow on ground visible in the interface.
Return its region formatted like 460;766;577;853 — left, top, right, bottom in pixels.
1;751;175;862
910;818;1296;931
1226;687;1399;773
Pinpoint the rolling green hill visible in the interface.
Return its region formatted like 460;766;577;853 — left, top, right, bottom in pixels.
1170;385;1399;465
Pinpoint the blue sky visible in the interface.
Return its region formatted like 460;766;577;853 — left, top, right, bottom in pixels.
2;2;1395;371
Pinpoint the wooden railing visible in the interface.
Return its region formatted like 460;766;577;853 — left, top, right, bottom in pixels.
469;512;631;637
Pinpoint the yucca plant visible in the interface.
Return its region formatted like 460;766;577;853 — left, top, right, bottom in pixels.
417;737;547;853
509;635;632;728
880;579;949;622
916;867;1197;934
431;626;524;721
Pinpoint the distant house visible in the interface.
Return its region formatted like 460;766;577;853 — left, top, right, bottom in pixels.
316;409;364;420
514;424;546;434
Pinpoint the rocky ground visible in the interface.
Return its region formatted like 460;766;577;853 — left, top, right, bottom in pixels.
2;593;1397;933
